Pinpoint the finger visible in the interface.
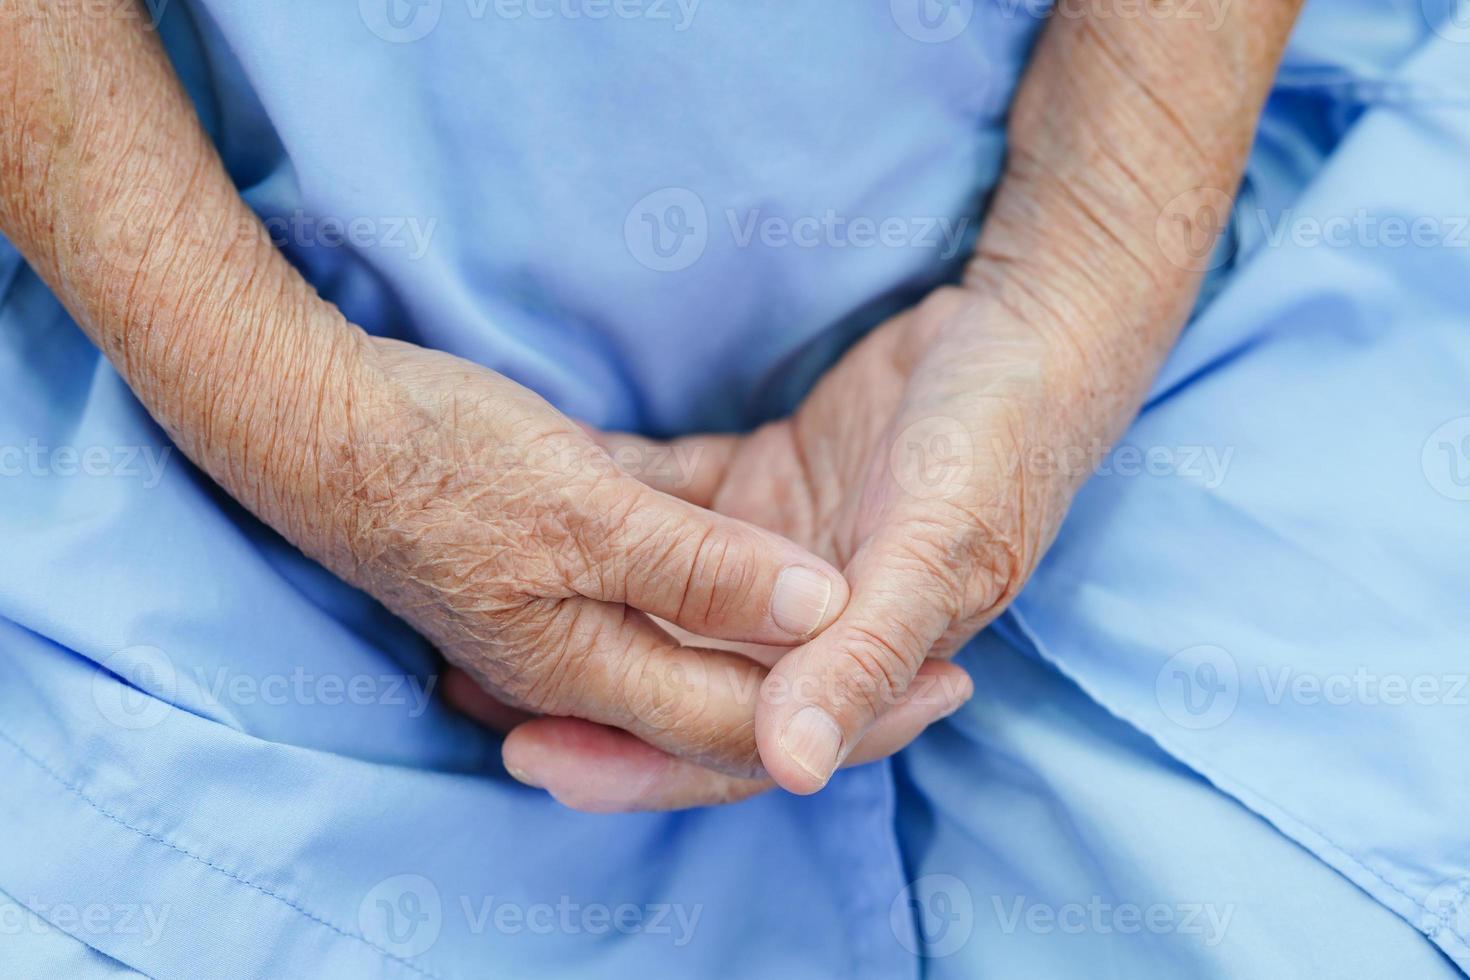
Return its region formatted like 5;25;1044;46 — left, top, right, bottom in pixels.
589;430;737;508
656;618;786;669
519;596;776;777
503;718;770;812
505;660;973;812
591;424;811;542
755;523;983;794
440;666;536;733
568;477;850;646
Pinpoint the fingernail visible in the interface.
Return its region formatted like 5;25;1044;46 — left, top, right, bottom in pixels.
779;705;843;783
771;566;834;638
944;676;975;718
506;763;542;788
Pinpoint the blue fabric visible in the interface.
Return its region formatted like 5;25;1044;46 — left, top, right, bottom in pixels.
0;886;149;978
2;1;1468;976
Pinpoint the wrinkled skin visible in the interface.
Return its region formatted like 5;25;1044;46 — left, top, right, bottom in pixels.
313;333;972;784
3;0;1299;815
475;284;1117;809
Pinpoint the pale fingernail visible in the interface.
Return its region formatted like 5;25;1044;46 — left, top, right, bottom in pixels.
506;763;542;788
779;705;843;783
771;566;834;637
943;676;975;717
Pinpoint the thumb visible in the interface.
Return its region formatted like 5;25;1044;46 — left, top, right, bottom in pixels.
755;525;974;793
569;475;852;646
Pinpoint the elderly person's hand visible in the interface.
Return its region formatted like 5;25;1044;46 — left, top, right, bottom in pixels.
0;3;974;781
591;286;1106;785
467;286;1097;806
495;0;1303;808
488;281;1111;805
292;331;968;775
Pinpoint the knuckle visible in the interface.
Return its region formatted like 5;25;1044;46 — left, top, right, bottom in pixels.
545;477;605;552
948;514;1028;617
826;622;924;716
677;526;757;630
902;505;1028;622
713;725;765;779
572;478;665;579
893;525;971;615
554;474;648;588
684;713;763;778
330;440;571;614
623;660;697;733
618;658;764;777
621;651;707;732
494;600;595;712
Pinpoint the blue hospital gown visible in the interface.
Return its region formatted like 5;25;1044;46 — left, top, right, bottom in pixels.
1;1;1469;976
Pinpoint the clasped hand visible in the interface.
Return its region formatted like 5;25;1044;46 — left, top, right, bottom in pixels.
371;284;1102;811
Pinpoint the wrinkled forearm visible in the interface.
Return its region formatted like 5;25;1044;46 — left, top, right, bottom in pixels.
968;0;1303;431
0;2;364;543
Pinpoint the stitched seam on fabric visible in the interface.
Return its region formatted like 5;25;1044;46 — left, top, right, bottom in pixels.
1005;609;1470;954
0;724;445;980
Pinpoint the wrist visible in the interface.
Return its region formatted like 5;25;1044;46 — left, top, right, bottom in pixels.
84;198;371;546
962;146;1213;411
942;271;1161;478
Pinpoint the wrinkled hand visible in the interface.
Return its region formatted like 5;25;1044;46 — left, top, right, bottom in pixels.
497;284;1111;805
3;0;962;806
296;334;969;783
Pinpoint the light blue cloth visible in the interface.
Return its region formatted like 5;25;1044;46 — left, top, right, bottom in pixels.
1;1;1468;976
